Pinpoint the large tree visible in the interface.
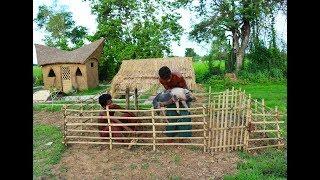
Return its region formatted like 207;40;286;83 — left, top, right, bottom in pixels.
34;3;88;50
174;0;286;74
83;0;183;81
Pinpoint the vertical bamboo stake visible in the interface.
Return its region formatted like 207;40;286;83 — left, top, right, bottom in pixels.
233;88;237;150
219;91;226;151
227;87;234;152
262;99;267;138
214;94;221;152
63;105;67;146
134;88;139;116
80;105;84;136
203;105;207;152
151;107;156;151
275;107;281;149
106;106;112;150
239;92;246;150
210;99;216;154
223;89;229;151
125;86;130;110
254;99;258;114
234;90;241;150
243;95;252;152
208;86;212;110
208;86;212;152
208;104;212;153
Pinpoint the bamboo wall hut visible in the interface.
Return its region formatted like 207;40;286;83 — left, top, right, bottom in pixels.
35;38;105;93
110;57;196;97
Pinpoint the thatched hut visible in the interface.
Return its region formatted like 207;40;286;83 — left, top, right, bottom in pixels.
35;38;105;93
110;57;196;97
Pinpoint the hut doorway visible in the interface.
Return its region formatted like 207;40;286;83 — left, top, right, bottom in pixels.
61;66;72;93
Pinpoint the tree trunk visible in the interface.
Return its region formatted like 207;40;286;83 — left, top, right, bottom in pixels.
236;51;244;73
235;20;251;73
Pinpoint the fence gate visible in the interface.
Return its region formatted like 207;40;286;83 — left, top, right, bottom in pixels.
205;88;285;153
206;89;250;153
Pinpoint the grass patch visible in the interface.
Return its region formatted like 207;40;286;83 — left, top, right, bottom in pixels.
205;78;286;113
172;154;181;165
130;163;138;170
141;163;149;170
33;124;66;178
169;175;181;180
224;149;287;180
33;104;63;112
70;85;109;96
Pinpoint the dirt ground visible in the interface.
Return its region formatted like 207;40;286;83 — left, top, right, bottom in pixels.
33;85;241;179
34;111;240;180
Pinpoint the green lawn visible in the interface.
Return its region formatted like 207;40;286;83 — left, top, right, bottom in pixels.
33;124;66;178
207;82;287;113
224;149;286;180
71;84;110;96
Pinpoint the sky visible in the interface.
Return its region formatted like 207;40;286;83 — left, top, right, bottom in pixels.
33;0;287;64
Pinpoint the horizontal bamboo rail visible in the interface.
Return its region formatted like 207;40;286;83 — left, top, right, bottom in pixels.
67;129;204;134
66;136;204;140
66;122;204;127
251;121;285;124
248;138;283;141
66;114;206;120
209;144;244;149
247;143;285;150
66;141;204;146
66;107;204;112
252;130;279;133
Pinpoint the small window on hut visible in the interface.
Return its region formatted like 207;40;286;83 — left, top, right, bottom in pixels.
91;62;94;67
48;69;56;77
76;67;82;76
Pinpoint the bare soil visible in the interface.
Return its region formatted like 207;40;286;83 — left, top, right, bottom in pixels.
33;85;240;179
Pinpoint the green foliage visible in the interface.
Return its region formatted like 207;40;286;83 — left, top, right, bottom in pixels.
193;60;224;83
85;0;183;81
33;66;43;86
33;124;66;178
243;40;287;81
185;48;198;59
224;150;287;179
34;3;88;50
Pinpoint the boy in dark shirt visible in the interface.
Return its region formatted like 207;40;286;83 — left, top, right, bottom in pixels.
158;66;192;143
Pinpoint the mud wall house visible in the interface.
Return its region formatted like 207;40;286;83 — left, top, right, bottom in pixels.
35;38;105;93
110;57;196;97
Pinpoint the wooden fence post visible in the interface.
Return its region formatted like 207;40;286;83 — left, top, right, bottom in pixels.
203;105;207;152
63;105;67;146
275;106;282;149
151;107;156;151
244;94;252;152
106;106;112;150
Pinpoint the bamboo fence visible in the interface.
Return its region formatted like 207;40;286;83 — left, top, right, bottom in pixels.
62;87;286;154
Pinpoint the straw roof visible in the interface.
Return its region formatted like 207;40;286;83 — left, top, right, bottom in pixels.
35;38;105;66
110;57;196;97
